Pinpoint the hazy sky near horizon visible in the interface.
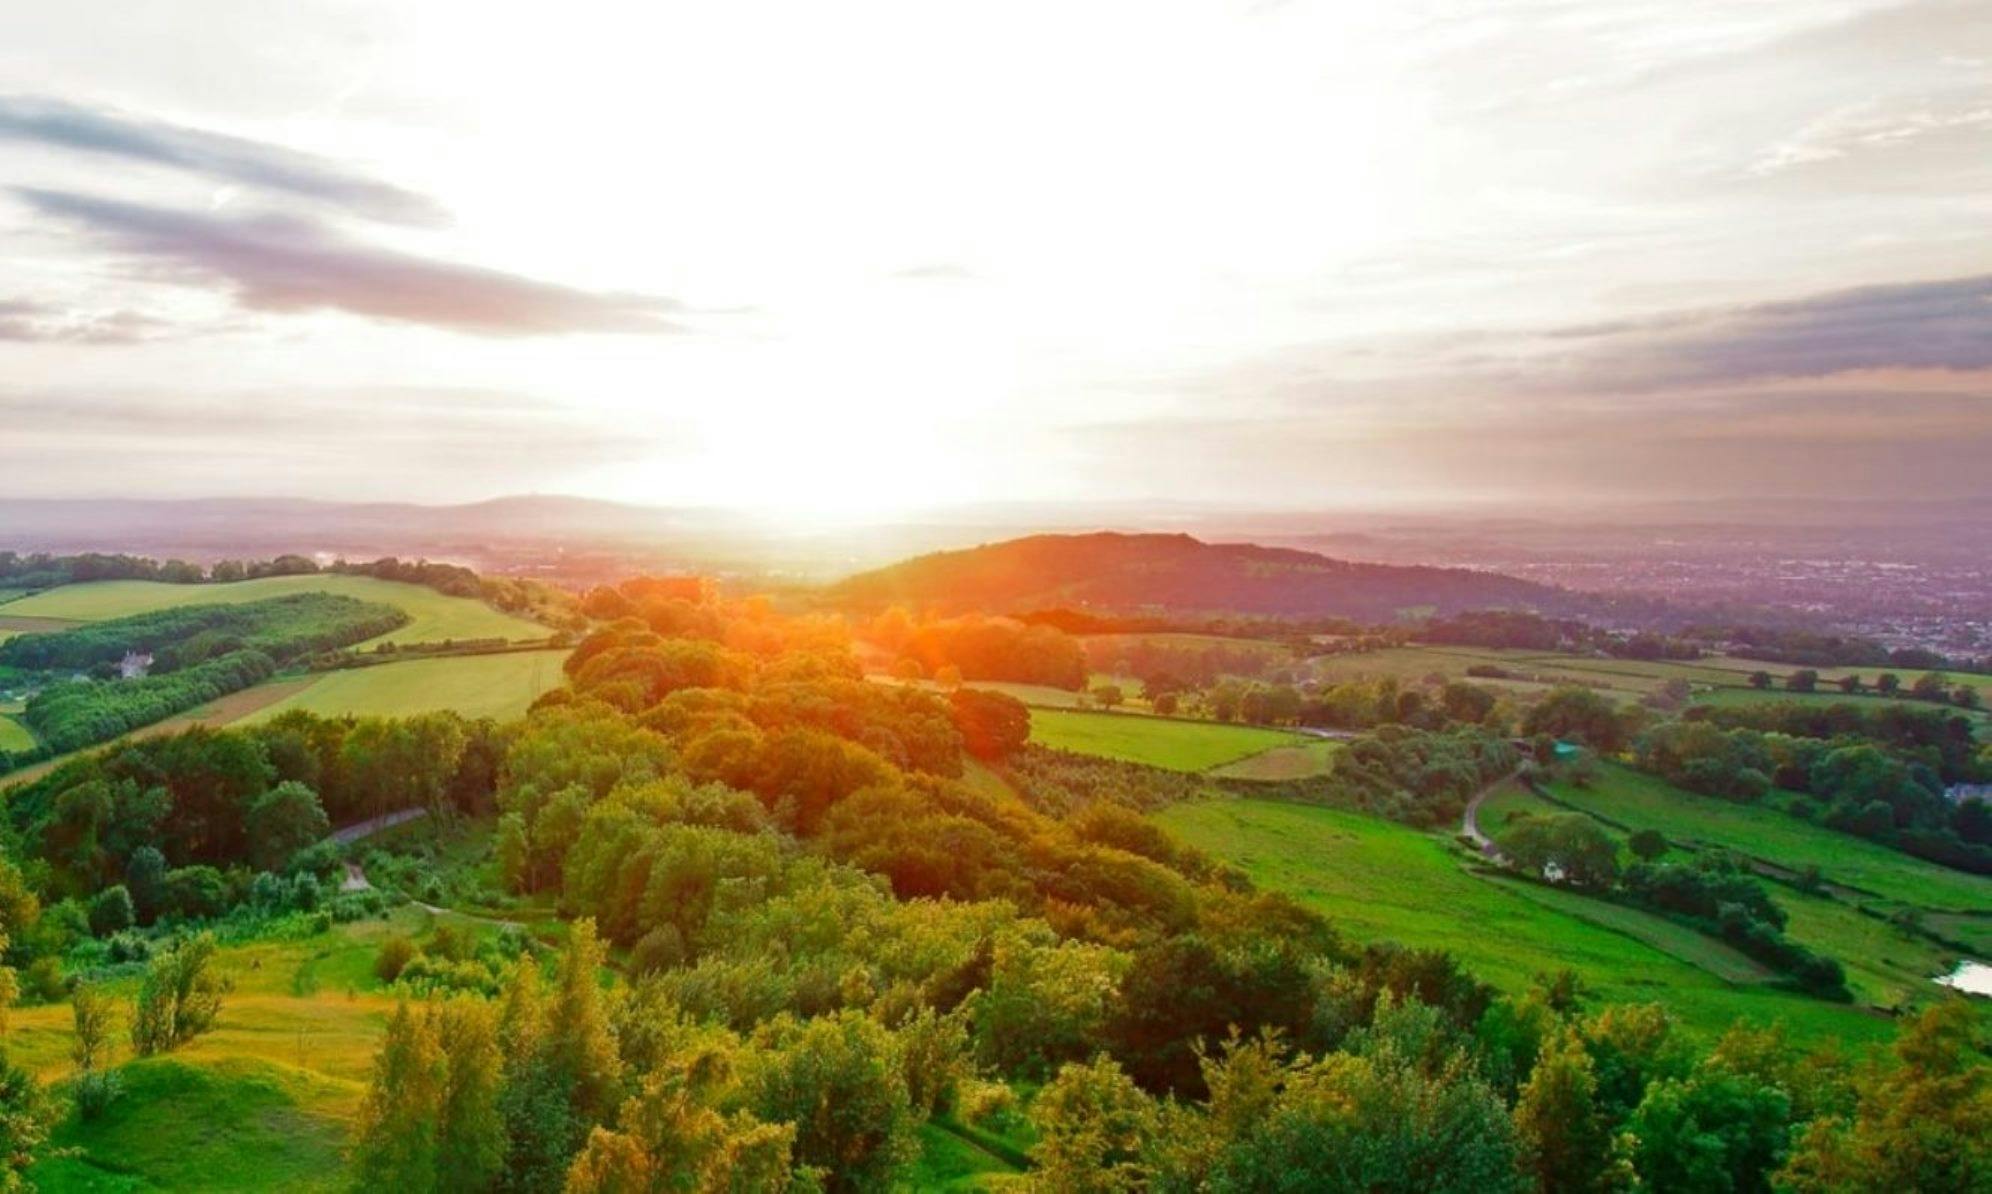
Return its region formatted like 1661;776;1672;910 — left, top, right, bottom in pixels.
2;0;1988;517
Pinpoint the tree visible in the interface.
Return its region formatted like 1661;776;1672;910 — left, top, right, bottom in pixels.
1515;1029;1626;1194
1780;1001;1992;1192
1626;1066;1791;1193
1502;814;1620;889
1523;688;1630;753
352;996;504;1194
70;984;117;1074
568;1053;795;1193
949;689;1031;760
244;781;329;871
71;982;120;1121
1748;671;1773;691
0;1053;49;1188
87;885;135;938
747;1010;917;1192
1091;683;1125;711
1628;829;1668;862
934;664;963;691
125;847;168;925
1030;1055;1156;1194
1910;671;1950;701
130;933;223;1055
1956;685;1982;710
1785;669;1819;693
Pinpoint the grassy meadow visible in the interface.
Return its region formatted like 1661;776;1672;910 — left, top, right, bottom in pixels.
10;909;425;1191
2;576;547;648
1154;797;1891;1045
1208;737;1342;780
0;714;36;753
1029;709;1305;772
236;650;573;725
1545;763;1992;912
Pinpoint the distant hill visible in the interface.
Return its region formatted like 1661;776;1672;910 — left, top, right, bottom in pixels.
832;531;1574;620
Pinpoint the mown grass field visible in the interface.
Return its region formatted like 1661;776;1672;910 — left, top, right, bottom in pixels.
2;576;547;648
1209;738;1342;781
1545;763;1992;912
237;650;572;725
1030;709;1304;772
1154;797;1893;1046
0;714;36;753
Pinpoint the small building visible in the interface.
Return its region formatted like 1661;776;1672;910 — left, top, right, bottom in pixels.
1945;783;1992;806
119;652;153;680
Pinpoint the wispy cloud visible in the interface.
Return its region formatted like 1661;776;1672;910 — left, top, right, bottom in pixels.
0;297;172;344
19;188;689;337
0;386;652;498
0;94;447;227
1535;274;1992;391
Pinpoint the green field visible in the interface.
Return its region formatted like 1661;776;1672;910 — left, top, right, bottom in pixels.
1545;763;1992;912
1475;783;1571;839
2;575;548;648
1154;798;1892;1045
0;714;36;753
12;909;425;1191
237;650;572;725
1209;738;1342;781
1030;709;1304;772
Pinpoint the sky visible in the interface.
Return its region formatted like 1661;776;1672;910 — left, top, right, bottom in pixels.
2;0;1988;519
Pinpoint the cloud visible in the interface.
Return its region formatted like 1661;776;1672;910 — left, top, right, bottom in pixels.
0;297;172;344
0;94;448;226
0;386;653;500
19;188;688;337
1535;274;1992;392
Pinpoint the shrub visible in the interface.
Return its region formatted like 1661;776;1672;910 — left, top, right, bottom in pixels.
374;936;418;984
87;886;135;938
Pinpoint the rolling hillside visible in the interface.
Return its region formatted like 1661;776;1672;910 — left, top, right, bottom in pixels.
834;531;1569;620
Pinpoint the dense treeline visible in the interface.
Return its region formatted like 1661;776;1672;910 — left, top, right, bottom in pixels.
1697;624;1982;673
6;710;501;895
0;593;406;672
20;651;277;755
861;608;1087;689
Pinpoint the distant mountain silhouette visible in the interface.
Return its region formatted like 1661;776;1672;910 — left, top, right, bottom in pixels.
833;531;1572;620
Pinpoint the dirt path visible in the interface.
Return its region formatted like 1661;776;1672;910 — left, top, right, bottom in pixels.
1461;771;1520;860
329;806;429;845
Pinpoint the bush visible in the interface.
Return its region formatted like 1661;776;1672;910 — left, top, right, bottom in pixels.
87;886;135;938
20;957;66;1003
374;936;418;984
73;1070;123;1121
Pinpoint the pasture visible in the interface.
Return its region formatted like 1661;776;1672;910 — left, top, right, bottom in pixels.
2;575;547;647
0;714;36;753
1209;737;1342;781
1030;709;1304;772
1153;797;1889;1045
1545;763;1992;912
238;649;572;724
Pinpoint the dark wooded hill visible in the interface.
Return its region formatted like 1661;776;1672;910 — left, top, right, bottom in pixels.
832;531;1576;620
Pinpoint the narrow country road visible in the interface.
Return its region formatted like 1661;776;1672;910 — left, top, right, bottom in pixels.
1461;770;1520;861
328;806;429;845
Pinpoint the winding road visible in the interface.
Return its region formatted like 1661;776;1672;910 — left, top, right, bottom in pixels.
1461;771;1520;861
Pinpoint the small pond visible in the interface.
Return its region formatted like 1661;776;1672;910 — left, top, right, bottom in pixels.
1935;960;1992;996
